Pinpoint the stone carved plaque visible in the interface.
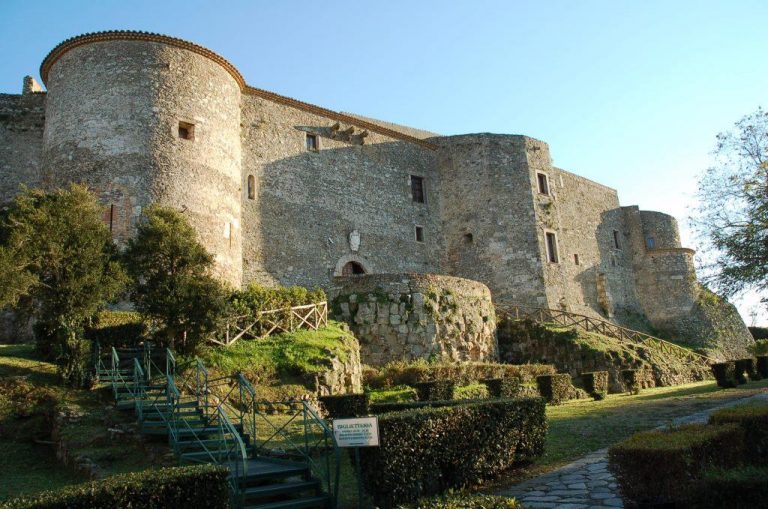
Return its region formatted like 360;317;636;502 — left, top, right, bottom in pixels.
349;230;361;252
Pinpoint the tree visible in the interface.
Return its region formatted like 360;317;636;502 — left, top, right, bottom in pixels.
123;205;228;355
1;185;126;385
0;245;36;309
693;107;768;299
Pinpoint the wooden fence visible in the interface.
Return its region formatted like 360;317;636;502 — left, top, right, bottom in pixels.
497;304;714;368
211;301;329;347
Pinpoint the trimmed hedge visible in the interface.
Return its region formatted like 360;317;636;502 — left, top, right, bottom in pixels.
398;492;525;508
482;377;521;398
358;398;546;507
319;393;370;418
709;402;768;464
371;399;481;414
712;361;738;388
414;380;455;401
1;464;229;509
536;374;573;404
85;310;147;347
581;371;609;401
733;359;752;384
758;356;768;379
692;466;768;509
608;423;743;507
621;368;654;394
365;361;555;388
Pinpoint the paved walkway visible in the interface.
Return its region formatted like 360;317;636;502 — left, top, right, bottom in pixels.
493;392;768;509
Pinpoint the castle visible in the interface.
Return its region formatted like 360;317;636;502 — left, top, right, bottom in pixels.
0;31;754;358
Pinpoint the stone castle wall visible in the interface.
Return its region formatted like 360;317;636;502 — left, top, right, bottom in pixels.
329;273;497;365
0;91;45;204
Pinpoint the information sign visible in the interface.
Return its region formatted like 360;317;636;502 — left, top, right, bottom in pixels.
332;416;379;448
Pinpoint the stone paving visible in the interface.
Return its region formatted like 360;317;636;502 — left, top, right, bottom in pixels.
493;392;768;509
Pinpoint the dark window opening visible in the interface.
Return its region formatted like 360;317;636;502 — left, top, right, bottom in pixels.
415;226;424;242
546;232;558;263
342;261;366;276
178;121;195;140
108;204;115;232
611;255;617;267
574;253;579;265
306;133;318;151
613;230;621;249
247;175;255;200
410;175;425;203
646;236;655;249
463;232;473;244
537;173;549;195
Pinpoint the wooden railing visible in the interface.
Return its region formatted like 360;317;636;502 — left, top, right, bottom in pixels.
497;304;714;367
211;301;329;347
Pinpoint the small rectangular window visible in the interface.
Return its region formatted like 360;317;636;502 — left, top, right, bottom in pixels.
306;133;318;151
574;253;580;265
613;230;621;249
646;236;655;249
545;232;558;263
537;172;549;195
411;175;425;203
178;121;195;140
415;226;424;242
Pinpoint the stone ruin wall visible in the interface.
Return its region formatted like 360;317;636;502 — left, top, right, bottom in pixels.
0;89;45;204
329;273;498;366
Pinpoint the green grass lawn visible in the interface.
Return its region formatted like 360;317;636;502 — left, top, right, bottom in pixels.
486;378;768;488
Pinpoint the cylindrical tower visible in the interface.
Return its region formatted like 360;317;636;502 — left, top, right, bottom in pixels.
40;31;243;286
639;211;681;249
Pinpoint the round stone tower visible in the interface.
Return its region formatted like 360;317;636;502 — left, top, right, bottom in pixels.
39;31;243;286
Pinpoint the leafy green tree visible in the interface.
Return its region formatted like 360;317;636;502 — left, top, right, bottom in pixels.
694;107;768;299
1;185;127;385
0;245;36;308
123;205;228;355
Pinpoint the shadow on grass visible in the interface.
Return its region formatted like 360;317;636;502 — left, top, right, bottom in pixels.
0;344;59;386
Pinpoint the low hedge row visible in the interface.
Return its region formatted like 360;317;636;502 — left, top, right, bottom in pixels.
398;492;525;508
733;359;752;384
319;393;370;418
1;464;230;509
364;361;556;388
712;361;738;388
414;380;455;401
758;356;768;379
482;377;521;398
358;397;546;507
535;374;573;405
581;371;608;400
608;423;743;507
371;399;482;414
692;466;768;508
621;368;655;394
710;402;768;464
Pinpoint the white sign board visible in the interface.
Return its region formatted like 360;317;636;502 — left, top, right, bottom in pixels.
332;417;379;448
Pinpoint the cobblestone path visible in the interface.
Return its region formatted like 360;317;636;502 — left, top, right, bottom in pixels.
493;392;768;509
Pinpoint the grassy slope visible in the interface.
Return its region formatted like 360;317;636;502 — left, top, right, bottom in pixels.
0;344;165;502
486;378;768;489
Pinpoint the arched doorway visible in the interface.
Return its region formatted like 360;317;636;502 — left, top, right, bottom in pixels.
341;261;366;276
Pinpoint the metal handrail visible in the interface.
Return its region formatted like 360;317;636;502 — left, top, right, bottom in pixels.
498;304;713;366
166;348;176;378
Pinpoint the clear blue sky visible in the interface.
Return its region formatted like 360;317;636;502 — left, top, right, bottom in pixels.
2;0;766;320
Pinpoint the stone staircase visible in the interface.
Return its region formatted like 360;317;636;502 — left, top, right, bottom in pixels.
95;344;339;509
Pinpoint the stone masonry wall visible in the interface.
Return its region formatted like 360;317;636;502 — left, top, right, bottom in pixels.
329;273;497;365
0;89;45;205
240;94;439;289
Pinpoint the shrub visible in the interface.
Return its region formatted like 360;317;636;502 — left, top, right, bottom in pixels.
85;310;147;347
712;361;738;388
365;360;555;389
621;368;654;394
398;491;525;508
692;466;768;509
536;374;573;404
319;393;370;418
454;382;488;400
581;371;609;400
359;398;546;507
1;464;230;509
414;380;455;401
733;359;752;384
608;423;744;507
757;356;768;379
482;377;521;398
751;338;768;355
710;402;768;464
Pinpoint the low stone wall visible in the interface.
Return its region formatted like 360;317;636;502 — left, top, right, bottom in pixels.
313;324;363;395
329;273;497;365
